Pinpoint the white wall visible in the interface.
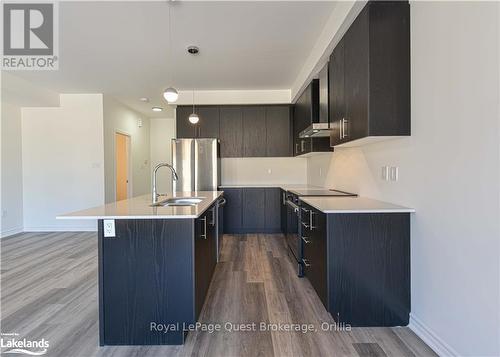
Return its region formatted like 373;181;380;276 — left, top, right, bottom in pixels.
22;94;104;231
222;157;307;186
307;2;500;355
103;96;151;203
150;117;176;194
1;73;59;237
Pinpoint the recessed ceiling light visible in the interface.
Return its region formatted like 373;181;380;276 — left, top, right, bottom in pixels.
140;97;149;102
152;106;163;112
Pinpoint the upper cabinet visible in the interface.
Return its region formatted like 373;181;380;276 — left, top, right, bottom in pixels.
176;105;292;158
293;80;332;156
329;1;410;147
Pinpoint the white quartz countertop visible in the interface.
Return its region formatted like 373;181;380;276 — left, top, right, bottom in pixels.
300;196;415;214
57;191;224;220
219;184;322;190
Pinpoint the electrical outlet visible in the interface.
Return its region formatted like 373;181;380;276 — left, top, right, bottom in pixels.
381;166;389;181
390;166;399;181
103;219;116;238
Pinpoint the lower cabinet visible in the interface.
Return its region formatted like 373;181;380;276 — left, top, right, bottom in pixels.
194;205;217;319
300;202;410;327
222;187;281;234
301;205;328;308
280;189;287;234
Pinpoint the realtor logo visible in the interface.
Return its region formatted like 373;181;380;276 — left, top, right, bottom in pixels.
2;2;58;70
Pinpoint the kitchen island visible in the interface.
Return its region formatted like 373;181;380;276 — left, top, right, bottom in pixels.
58;191;224;345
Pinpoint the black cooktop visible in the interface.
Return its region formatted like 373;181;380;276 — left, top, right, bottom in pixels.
288;189;357;197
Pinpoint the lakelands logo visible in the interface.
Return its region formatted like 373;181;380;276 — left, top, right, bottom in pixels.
1;333;49;355
2;2;59;70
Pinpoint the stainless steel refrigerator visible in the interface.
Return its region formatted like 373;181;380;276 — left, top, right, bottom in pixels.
172;138;220;192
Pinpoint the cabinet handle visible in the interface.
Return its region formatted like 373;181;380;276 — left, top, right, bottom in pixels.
301;207;309;213
295;143;299;154
341;118;349;139
302;258;311;267
210;207;216;226
309;211;315;230
301;236;311;244
200;216;207;239
301;222;309;229
301;140;305;152
339;119;342;140
282;192;286;205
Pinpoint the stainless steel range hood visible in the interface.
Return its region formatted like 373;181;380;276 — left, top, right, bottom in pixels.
299;62;332;138
299;123;332;138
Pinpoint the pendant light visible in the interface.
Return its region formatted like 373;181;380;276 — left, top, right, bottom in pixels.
189;89;199;124
163;1;178;103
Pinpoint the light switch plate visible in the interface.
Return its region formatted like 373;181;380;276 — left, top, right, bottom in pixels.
103;219;116;237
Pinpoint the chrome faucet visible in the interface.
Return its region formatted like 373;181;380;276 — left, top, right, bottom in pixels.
152;163;179;204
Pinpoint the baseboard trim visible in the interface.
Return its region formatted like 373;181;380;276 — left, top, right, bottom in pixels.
409;313;458;357
0;226;24;238
23;226;97;232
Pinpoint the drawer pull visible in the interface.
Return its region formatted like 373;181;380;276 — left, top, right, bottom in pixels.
301;236;310;244
302;258;311;267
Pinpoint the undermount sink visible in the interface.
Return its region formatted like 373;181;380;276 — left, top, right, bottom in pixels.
151;197;204;207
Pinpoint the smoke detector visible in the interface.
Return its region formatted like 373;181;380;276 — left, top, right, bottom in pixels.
187;46;199;55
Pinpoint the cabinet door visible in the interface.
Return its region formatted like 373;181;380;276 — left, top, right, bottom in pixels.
264;188;281;232
344;6;369;141
194;213;209;319
176;106;197;138
197;106;220;139
222;188;242;233
266;106;291;157
220;107;243;157
242;188;266;231
243;107;266;157
302;206;328;309
280;189;287;234
329;39;345;147
207;205;217;275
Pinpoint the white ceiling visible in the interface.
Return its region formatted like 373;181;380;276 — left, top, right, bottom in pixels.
11;1;336;117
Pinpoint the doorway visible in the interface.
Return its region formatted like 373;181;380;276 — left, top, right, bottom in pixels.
115;132;131;201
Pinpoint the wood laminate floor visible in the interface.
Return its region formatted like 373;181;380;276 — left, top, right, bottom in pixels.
0;232;436;357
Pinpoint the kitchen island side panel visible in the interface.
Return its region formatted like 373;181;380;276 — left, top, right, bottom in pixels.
98;219;195;345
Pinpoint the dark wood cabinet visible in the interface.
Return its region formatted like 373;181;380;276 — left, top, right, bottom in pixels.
242;188;266;230
176;106;219;139
264;188;281;231
299;201;411;327
344;7;369;142
280;189;287;234
329;38;345;147
194;205;217;319
301;205;328;308
242;107;267;157
219;106;243;157
176;106;197;138
196;106;220;139
222;188;242;234
177;105;293;158
329;1;410;147
222;187;281;234
266;106;291;157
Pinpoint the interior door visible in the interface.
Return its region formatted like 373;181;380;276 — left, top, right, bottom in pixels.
115;132;130;201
